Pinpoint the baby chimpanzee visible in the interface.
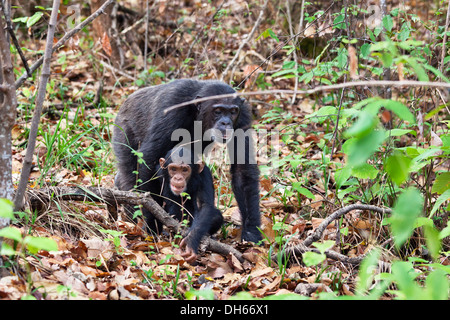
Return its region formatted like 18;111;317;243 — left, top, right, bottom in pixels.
157;146;223;263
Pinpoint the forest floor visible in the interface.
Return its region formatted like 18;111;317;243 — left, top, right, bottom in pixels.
1;0;449;300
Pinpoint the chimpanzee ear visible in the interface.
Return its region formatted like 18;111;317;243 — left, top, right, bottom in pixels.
197;160;205;173
159;158;166;169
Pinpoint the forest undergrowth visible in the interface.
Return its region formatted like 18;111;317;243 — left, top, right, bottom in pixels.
0;0;449;300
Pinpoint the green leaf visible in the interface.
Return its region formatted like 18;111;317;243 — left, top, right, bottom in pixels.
389;188;423;248
0;227;23;242
292;182;315;199
257;28;279;42
431;172;450;194
302;251;326;267
0;243;17;256
365;99;415;123
312;240;335;254
27;12;44;28
406;57;429;81
385;151;412;185
336;49;347;69
0;198;14;219
345;130;385;167
398;22;411;41
24;236;58;254
355;248;380;296
335;165;352;189
344;111;377;139
333;13;346;30
439;223;450;240
429;189;450;218
423;64;450;82
380;52;393;68
351;163;379;179
425;269;449;300
424;225;441;261
385;129;416;139
391;261;421;299
382;15;393;32
360;43;371;59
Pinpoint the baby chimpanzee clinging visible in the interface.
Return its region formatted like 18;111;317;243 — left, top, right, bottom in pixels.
157;146;223;263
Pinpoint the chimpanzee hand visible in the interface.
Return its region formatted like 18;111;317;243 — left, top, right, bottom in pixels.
180;238;198;264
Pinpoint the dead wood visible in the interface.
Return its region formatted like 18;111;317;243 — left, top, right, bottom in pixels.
25;186;245;262
278;204;392;266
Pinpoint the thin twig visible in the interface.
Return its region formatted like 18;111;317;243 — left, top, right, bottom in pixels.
0;1;31;76
14;0;60;211
280;204;392;266
236;2;336;89
285;0;299;106
163;79;450;114
440;0;450;72
220;0;269;82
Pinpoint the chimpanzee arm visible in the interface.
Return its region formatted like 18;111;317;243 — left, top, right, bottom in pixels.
229;132;262;243
183;166;223;254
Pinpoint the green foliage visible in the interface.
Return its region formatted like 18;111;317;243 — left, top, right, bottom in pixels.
266;2;450;300
0;200;58;256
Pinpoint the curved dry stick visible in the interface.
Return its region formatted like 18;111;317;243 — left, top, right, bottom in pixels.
280;204;392;266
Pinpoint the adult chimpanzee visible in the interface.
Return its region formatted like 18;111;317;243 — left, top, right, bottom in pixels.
156;146;223;262
113;79;261;244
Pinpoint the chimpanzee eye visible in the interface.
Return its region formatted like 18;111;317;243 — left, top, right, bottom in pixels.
182;167;189;172
214;108;222;115
230;108;238;114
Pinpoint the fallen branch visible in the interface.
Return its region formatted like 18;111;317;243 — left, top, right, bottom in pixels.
26;186;245;262
277;204;392;266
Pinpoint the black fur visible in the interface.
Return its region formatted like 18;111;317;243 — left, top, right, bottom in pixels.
157;146;223;253
113;79;261;243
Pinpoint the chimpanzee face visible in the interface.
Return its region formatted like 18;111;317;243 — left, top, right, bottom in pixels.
198;97;241;144
211;104;240;139
159;147;204;196
167;162;192;195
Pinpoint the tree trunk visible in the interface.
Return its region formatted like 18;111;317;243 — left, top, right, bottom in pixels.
0;6;17;271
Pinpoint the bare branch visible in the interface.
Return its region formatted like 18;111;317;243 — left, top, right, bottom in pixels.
0;1;31;76
440;1;450;72
278;204;392;266
163;80;450;114
13;0;60;211
220;0;269;82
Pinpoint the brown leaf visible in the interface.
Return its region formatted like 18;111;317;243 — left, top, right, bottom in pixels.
348;45;358;80
227;253;243;273
101;32;112;57
260;177;273;192
397;63;404;81
311;217;335;231
381;110;391;123
243;64;260;88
